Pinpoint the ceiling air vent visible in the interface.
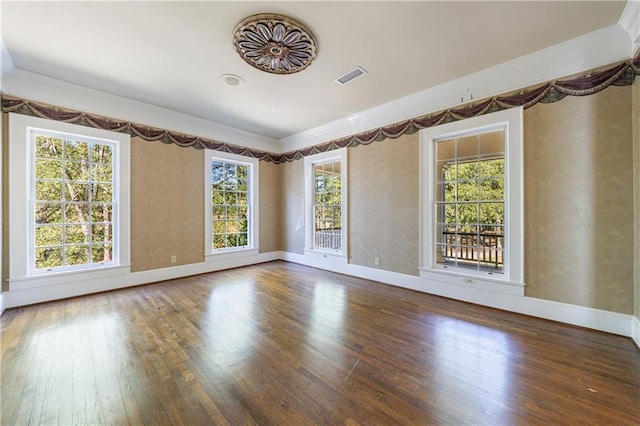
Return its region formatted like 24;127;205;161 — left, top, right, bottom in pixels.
335;66;367;85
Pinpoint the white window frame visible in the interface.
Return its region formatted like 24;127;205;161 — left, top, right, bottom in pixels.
204;150;259;262
8;113;131;291
419;107;524;295
304;148;348;263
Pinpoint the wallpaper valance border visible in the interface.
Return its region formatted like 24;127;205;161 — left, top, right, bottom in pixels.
2;51;639;164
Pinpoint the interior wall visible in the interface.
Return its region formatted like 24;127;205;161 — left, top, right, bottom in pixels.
634;77;640;320
130;138;205;272
259;160;282;253
524;85;634;314
2;113;8;292
349;134;419;276
281;159;305;254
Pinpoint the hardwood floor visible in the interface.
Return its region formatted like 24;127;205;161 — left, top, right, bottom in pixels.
2;261;639;425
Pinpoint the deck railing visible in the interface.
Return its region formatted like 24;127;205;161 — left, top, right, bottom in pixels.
441;231;503;268
314;228;342;250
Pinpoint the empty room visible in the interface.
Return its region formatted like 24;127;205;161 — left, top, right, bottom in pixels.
1;1;640;424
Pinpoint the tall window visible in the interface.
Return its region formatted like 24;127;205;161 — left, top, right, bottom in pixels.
9;113;130;287
435;130;505;274
204;151;258;258
304;149;347;261
420;108;523;293
32;132;116;271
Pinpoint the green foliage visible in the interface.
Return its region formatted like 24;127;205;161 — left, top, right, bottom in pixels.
32;135;114;269
210;160;251;250
439;158;505;231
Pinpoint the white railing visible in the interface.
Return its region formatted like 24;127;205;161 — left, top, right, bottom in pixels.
314;229;342;250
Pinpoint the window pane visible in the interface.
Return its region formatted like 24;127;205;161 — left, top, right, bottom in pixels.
91;204;113;223
212;191;224;205
65;182;90;202
213;205;226;218
92;244;113;263
65;245;89;266
35;247;63;269
35;203;63;224
480;178;504;201
65;161;89;181
238;233;248;247
35;136;63;158
91;162;113;183
480;203;504;225
480;158;504;178
35;225;63;247
457;180;478;202
35;158;63;179
213;235;226;249
91;144;113;164
92;224;111;243
64;140;89;162
456;161;479;180
213;220;225;234
93;184;113;202
65;203;90;223
479;130;504;157
436;139;455;162
457;204;478;225
35;180;62;201
457;135;478;159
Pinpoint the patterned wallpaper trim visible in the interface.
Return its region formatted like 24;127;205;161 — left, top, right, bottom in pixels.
2;51;639;164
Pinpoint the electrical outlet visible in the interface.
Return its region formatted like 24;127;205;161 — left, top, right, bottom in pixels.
171;255;177;264
374;257;380;266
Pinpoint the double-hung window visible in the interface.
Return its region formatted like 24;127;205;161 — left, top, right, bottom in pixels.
8;113;131;289
304;148;348;262
204;151;258;260
419;108;524;294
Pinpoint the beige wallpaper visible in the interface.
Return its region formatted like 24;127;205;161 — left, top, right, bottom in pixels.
634;78;640;320
1;113;7;291
281;159;305;254
130;138;205;272
524;86;634;314
259;161;282;253
349;135;420;276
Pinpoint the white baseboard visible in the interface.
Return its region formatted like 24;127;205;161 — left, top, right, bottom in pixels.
2;250;636;341
281;252;634;338
632;316;640;349
2;251;281;311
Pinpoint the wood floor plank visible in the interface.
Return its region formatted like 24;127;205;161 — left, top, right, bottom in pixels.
1;261;639;425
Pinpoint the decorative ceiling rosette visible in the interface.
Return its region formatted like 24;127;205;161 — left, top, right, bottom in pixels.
233;13;318;74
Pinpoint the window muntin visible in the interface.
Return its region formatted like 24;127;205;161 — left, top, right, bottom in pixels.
419;107;524;289
304;149;347;260
434;130;505;274
204;151;258;258
31;131;117;273
210;160;251;251
313;161;342;251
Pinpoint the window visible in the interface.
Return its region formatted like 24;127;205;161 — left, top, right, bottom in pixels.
420;108;523;293
204;151;258;259
304;149;348;261
435;130;505;274
9;114;130;288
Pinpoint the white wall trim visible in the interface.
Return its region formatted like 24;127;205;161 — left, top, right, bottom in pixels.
280;24;630;152
2;69;279;153
619;0;640;55
632;316;640;350
1;251;281;311
281;252;634;338
2;251;636;342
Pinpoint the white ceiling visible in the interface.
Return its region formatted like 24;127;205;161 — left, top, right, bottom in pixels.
0;1;631;142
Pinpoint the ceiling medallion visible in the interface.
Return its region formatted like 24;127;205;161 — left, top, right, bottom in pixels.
233;13;318;75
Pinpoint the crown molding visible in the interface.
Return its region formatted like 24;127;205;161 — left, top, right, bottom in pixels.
619;0;640;55
1;68;279;153
279;24;631;153
0;39;15;91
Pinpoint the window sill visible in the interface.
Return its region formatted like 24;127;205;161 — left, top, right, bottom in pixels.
9;264;132;291
304;249;349;264
419;267;524;296
205;248;259;263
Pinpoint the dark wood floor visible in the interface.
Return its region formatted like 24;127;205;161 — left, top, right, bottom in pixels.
2;261;639;425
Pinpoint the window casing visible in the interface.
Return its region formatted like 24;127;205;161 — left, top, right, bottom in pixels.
304;149;348;261
8;113;131;289
419;108;524;294
204;151;258;260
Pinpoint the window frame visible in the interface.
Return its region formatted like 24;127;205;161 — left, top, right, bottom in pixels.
419;107;524;294
8;113;131;290
204;150;259;261
304;148;348;262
